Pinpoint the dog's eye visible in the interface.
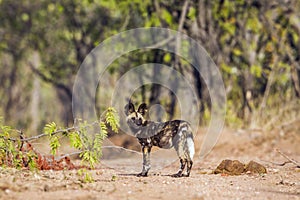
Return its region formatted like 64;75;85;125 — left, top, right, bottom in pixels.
138;118;142;121
131;117;136;120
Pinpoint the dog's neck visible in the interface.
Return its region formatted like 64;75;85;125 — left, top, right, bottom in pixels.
128;120;166;138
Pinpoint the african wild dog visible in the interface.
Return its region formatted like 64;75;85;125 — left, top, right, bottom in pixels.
124;102;195;177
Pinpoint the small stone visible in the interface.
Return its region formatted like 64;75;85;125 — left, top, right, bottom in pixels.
33;173;41;180
44;184;50;192
96;171;103;175
214;159;245;175
245;161;267;174
111;175;117;181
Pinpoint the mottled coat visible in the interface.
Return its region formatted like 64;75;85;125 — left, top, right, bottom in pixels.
125;102;195;177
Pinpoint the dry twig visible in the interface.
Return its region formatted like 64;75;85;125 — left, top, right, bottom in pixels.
275;148;300;168
261;159;293;167
261;148;300;168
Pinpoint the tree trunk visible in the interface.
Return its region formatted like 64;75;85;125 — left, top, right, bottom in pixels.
5;57;18;123
149;52;163;106
30;51;41;134
291;65;300;98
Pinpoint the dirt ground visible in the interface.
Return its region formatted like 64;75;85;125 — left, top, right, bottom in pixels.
0;127;299;200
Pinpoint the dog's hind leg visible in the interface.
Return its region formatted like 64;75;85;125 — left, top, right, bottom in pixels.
173;136;188;177
173;129;194;177
185;160;193;177
172;158;186;177
184;131;194;177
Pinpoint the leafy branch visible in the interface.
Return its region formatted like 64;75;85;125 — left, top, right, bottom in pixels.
0;107;120;173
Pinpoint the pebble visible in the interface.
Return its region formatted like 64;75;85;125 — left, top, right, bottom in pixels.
44;184;50;192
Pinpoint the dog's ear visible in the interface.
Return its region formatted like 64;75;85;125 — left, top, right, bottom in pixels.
137;103;147;116
124;102;135;116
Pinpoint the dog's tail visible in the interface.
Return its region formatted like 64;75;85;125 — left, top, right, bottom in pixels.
185;129;195;161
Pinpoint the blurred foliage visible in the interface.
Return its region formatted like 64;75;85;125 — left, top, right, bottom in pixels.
0;0;299;132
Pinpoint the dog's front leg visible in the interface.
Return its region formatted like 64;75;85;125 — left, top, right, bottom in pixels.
138;145;152;177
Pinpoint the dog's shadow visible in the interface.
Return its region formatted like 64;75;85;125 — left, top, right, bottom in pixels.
118;173;185;178
118;173;139;177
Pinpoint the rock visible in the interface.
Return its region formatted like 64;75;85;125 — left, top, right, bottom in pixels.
245;161;267;174
43;184;50;192
214;159;245;175
214;160;267;175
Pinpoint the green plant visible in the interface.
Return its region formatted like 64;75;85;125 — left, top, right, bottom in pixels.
77;168;94;183
0;107;120;175
44;122;60;155
0;118;27;169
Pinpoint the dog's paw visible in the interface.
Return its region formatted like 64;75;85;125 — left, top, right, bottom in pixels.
171;172;183;178
137;172;148;177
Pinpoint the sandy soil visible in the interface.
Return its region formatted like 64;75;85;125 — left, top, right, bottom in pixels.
0;128;299;200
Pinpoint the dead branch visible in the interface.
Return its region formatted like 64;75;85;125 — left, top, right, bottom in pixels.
102;146;142;155
261;159;292;166
55;151;83;161
45;146;142;163
9;121;99;142
147;35;175;49
263;100;300;130
10;127;75;142
275;118;300;130
28;62;72;100
275;148;300;168
19;130;24;150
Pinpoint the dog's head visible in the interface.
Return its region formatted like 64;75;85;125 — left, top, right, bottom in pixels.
124;102;147;127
